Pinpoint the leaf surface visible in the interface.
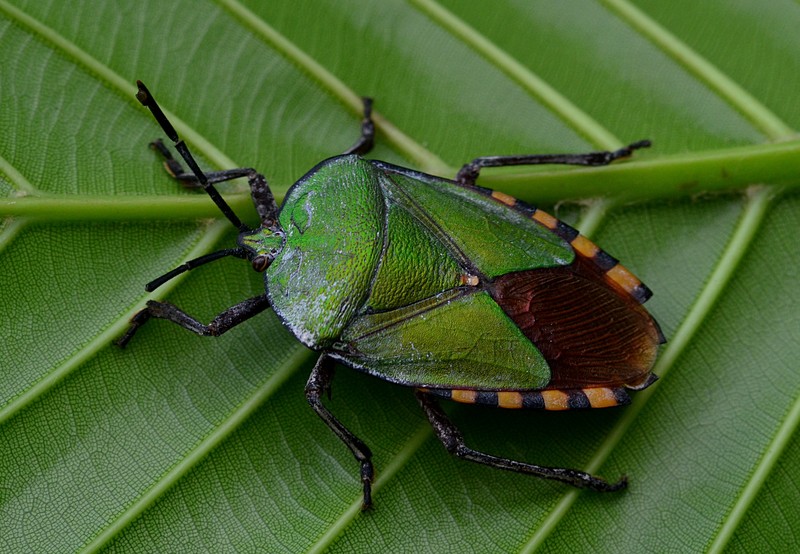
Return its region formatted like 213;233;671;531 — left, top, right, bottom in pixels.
1;0;799;552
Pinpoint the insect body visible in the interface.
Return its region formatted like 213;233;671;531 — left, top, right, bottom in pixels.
120;81;664;508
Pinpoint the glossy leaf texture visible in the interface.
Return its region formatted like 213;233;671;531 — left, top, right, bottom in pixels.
1;0;799;552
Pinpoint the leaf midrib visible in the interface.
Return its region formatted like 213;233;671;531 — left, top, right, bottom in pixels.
2;141;799;222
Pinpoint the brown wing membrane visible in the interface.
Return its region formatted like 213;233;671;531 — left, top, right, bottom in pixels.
489;256;662;390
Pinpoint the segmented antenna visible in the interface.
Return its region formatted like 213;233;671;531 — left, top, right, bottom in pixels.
135;80;248;232
145;247;248;292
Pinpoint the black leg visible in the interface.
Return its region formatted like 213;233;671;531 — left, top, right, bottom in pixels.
149;139;278;225
342;97;375;156
117;294;270;347
455;140;651;186
149;139;252;187
416;391;627;492
306;354;375;509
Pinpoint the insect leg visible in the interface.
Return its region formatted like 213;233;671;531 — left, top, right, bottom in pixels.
455;140;651;186
148;139;250;187
416;391;627;492
342;97;375;156
117;294;270;347
149;139;278;225
306;354;375;509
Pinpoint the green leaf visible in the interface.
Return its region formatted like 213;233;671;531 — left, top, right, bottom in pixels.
1;0;799;552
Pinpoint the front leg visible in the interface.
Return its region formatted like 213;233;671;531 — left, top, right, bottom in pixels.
148;139;278;225
305;353;375;509
117;294;270;347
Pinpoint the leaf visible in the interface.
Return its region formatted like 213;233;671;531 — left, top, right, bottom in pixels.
1;0;799;552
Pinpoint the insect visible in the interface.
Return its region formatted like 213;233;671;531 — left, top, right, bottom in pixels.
119;81;664;509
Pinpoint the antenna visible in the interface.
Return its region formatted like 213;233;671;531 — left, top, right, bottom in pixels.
135;80;248;232
145;247;248;292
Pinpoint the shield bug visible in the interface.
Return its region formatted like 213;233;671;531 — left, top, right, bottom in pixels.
119;81;664;509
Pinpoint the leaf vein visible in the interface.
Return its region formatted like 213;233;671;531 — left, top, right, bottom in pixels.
0;0;240;172
602;0;794;139
81;345;313;552
521;185;778;552
410;0;625;150
214;0;450;174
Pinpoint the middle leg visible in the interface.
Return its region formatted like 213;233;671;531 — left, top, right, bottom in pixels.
306;354;375;509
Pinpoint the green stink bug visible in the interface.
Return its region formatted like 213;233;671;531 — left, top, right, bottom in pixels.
119;81;664;509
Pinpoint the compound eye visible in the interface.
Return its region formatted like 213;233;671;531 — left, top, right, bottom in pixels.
251;255;269;272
